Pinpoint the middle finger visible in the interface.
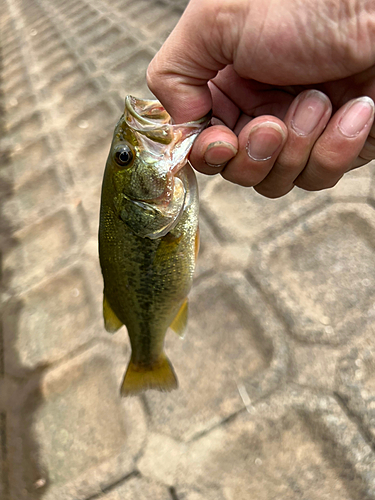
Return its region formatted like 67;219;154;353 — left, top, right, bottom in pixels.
254;90;332;198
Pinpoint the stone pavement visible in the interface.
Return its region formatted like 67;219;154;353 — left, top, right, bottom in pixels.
1;0;375;498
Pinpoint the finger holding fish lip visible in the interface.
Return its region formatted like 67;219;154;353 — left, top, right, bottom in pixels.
221;116;288;187
190;117;288;185
190;124;238;174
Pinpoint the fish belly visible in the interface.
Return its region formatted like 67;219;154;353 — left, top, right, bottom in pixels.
99;195;197;369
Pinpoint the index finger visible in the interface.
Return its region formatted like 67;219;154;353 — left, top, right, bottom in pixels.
146;0;231;123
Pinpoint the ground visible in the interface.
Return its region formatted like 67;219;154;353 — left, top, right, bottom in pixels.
1;0;375;499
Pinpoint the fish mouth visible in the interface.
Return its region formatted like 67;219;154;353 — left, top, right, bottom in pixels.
124;95;210;200
125;96;211;147
125;95;211;129
125;96;171;128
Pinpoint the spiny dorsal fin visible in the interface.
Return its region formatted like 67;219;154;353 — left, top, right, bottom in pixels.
170;299;188;338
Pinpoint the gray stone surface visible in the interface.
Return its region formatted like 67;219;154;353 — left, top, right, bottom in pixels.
1;0;375;499
101;475;171;500
141;389;375;499
251;202;375;345
144;272;288;442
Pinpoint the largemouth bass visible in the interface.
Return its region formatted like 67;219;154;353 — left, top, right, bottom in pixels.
99;96;210;396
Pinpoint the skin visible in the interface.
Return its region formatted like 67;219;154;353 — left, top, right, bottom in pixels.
147;0;375;198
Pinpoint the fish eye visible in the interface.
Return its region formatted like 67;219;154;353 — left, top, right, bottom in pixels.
114;144;134;167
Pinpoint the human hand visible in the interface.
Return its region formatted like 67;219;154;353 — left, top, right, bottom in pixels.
147;0;375;197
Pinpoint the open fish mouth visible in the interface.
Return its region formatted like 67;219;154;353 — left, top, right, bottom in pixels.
124;95;211;176
125;95;210;131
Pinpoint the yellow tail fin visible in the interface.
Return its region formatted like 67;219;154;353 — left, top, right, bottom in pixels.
121;353;178;397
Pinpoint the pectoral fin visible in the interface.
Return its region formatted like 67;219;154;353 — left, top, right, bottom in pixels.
170;299;188;338
103;295;123;333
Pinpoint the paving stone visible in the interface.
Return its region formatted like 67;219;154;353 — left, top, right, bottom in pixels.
57;80;102;117
7;342;145;500
6;112;43;143
337;338;375;446
193;211;223;279
101;475;171;500
2;168;64;229
48;67;87;95
291;343;342;391
2;209;79;292
69;9;100;30
110;49;155;89
31;30;60;52
2;265;104;376
42;53;77;77
369;167;375;202
0;412;6;500
77;18;111;41
75;129;114;184
140;388;375;499
324;162;373;200
96;36;138;60
144;272;288;442
176;487;226;500
146;8;183;38
200;175;329;244
41;42;74;72
69;101;117;145
34;36;64;58
4;93;36;121
6;136;51;181
138;433;186;487
89;26;122;51
252;202;375;345
2;60;27;82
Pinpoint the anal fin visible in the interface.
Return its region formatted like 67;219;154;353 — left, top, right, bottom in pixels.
103;294;123;333
170;299;188;338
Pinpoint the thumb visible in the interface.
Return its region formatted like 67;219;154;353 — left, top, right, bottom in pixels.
146;0;230;124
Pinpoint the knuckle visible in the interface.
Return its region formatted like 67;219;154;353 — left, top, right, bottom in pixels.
146;66;154;89
146;60;158;91
273;158;304;174
312;150;348;176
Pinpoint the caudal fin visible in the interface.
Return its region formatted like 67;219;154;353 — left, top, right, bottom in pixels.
121;353;178;397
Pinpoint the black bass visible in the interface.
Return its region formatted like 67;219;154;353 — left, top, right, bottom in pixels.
99;96;209;396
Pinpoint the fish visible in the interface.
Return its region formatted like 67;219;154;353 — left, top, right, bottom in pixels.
98;96;210;396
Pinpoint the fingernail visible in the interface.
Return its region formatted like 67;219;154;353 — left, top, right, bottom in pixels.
338;97;374;137
246;123;284;161
204;141;237;167
291;90;329;136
